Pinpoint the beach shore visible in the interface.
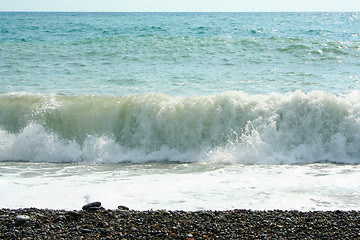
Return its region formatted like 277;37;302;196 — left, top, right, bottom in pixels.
1;207;359;239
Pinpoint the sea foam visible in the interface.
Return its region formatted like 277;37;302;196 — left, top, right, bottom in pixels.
0;91;359;164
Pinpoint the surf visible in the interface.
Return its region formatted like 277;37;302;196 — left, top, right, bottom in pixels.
0;90;359;164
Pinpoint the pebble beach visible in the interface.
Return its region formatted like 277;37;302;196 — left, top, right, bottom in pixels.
1;204;359;239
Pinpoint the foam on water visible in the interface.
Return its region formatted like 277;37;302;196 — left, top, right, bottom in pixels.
1;91;359;164
1;162;359;211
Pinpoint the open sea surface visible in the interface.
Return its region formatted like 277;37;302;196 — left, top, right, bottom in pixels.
0;12;360;211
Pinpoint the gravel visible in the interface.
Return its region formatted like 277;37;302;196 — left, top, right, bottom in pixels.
0;207;359;239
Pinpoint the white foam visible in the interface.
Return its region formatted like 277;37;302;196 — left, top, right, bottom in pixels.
1;162;359;211
0;91;359;164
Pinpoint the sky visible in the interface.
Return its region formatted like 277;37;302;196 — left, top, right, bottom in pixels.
1;0;360;12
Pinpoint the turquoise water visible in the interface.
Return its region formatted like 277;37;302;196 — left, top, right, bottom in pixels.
1;12;359;96
0;12;360;164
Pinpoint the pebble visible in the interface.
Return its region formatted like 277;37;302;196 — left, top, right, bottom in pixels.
118;205;129;211
15;215;30;223
82;201;101;210
66;211;80;219
87;207;101;211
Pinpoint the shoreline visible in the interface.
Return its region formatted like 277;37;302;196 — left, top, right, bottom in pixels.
1;207;359;239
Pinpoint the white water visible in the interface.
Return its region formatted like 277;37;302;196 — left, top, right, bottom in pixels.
0;91;360;164
1;162;359;211
1;91;359;211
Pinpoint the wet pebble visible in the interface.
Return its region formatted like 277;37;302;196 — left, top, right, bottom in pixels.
87;207;101;211
66;211;80;219
82;201;101;210
118;205;129;211
15;215;30;223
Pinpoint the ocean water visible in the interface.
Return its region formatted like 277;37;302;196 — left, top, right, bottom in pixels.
0;12;360;211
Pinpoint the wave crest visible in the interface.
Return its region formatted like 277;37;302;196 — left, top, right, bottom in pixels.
0;91;359;164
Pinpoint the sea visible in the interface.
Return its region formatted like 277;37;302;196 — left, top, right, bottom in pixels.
0;12;360;211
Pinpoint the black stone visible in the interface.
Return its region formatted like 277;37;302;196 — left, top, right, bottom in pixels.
82;202;101;210
118;205;129;211
66;211;80;219
87;207;101;211
15;215;30;223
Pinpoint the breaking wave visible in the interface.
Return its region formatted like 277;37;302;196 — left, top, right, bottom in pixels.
0;91;359;164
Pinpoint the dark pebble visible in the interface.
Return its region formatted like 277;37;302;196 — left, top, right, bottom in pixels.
87;207;101;211
15;215;30;223
82;201;101;210
66;211;80;219
117;205;129;211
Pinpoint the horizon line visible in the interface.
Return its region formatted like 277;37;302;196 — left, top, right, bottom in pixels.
1;10;360;13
